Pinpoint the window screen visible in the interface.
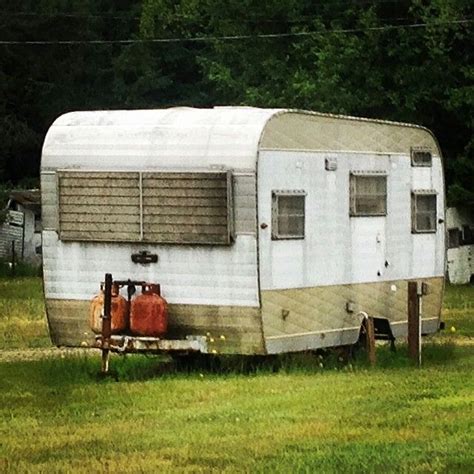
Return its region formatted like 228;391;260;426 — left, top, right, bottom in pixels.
58;171;141;242
142;172;233;244
58;170;233;245
350;174;387;216
272;191;305;240
412;192;437;233
411;148;432;167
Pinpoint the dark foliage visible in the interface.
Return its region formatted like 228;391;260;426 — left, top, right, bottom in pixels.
0;0;472;205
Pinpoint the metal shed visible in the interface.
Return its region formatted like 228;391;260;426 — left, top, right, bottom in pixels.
41;107;445;355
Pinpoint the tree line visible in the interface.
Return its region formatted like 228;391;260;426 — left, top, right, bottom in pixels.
1;0;472;206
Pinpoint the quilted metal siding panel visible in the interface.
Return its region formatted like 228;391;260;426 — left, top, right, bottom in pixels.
261;278;444;349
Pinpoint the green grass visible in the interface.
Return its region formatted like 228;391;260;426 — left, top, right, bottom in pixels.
0;259;42;278
0;277;49;349
0;279;473;473
441;284;474;337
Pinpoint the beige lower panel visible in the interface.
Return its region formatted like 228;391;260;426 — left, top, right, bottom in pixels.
46;299;94;347
167;304;264;354
45;300;265;355
260;113;437;153
261;277;444;352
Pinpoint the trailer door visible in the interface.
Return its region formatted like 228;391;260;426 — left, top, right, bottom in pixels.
257;151;312;291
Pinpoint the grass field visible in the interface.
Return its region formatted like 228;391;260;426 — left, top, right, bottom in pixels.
0;278;49;349
1;278;473;473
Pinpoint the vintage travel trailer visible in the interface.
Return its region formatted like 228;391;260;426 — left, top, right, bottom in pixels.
446;207;474;284
41;107;446;356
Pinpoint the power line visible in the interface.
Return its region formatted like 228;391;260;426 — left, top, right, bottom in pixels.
0;19;471;46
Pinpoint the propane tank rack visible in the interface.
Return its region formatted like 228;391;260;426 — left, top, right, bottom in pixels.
97;273;208;374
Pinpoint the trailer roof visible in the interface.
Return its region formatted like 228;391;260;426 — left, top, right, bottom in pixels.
41;107;438;172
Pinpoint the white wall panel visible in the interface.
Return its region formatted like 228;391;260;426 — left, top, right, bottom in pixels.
42;231;259;306
258;150;445;290
411;235;437;277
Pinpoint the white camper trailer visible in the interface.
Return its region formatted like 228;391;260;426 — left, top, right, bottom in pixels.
446;207;474;284
41;107;445;355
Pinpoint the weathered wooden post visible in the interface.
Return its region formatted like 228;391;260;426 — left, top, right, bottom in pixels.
101;273;113;374
407;281;421;367
359;311;376;366
365;316;376;366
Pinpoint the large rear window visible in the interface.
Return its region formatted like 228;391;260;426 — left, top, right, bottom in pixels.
58;170;234;245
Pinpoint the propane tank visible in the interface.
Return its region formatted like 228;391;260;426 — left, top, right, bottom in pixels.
89;283;128;334
130;284;168;337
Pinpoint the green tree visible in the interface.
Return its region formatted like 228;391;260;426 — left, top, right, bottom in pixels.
0;0;472;206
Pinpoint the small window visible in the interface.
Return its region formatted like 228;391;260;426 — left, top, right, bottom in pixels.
411;148;432;167
412;191;437;233
272;191;305;240
461;225;474;245
448;228;460;249
350;173;387;216
34;213;42;233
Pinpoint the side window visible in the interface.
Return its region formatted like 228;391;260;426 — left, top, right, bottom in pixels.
448;228;460;249
461;225;474;245
350;173;387;217
411;147;432;167
272;191;305;240
412;191;437;233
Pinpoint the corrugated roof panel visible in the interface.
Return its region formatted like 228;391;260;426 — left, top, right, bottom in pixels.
42;107;438;172
42;107;281;172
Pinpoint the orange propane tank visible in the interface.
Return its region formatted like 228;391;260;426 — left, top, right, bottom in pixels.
130;284;168;337
89;284;128;334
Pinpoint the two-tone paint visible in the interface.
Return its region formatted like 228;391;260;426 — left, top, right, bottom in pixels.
41;107;445;354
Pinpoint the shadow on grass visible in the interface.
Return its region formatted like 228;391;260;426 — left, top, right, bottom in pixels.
95;339;469;381
373;340;461;369
0;339;468;388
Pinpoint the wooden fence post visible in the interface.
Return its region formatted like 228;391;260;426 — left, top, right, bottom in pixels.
101;273;113;374
366;316;376;367
363;315;376;366
407;281;421;367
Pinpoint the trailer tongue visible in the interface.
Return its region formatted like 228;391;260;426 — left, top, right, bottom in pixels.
95;273;208;373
